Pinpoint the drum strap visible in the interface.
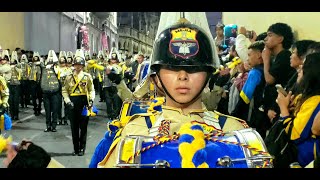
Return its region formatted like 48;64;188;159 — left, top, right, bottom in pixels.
203;111;222;130
145;116;152;129
218;115;227;129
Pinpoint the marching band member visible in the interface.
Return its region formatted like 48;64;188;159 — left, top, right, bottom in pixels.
29;52;42;116
40;50;60;132
57;51;71;125
18;54;31;108
0;50;12;83
97;16;247;168
8;51;22;120
62;49;95;156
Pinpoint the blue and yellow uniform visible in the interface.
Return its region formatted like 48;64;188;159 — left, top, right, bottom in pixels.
283;95;320;167
96;102;247;168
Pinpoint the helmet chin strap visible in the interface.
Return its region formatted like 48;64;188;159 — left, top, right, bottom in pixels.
156;72;210;106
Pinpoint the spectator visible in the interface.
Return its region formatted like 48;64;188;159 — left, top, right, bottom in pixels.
256;32;267;41
214;22;225;48
235;26;257;63
306;41;320;55
276;52;320;167
286;40;316;95
262;22;296;124
232;41;267;138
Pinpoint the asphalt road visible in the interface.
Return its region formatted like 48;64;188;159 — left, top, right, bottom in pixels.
0;96;110;168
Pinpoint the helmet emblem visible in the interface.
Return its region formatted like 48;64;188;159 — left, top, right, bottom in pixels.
169;28;199;58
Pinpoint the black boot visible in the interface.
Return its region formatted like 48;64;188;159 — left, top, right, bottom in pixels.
57;120;63;125
78;148;85;156
44;127;51;132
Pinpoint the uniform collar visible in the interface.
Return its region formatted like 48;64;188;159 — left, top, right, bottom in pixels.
162;104;207;116
74;70;84;81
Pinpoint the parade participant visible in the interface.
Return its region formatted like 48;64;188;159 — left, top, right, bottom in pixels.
0;75;9;134
40;50;60;132
92;52;97;60
66;51;74;68
120;56;136;92
8;51;22;120
84;50;91;62
85;51;97;94
18;54;31;108
56;51;70;126
0;50;12;83
86;50;123;119
63;51;74;125
105;51;123;119
97;18;248;168
89;68;164;168
29;52;42;116
62;49;95;156
96;51;106;102
130;52;145;90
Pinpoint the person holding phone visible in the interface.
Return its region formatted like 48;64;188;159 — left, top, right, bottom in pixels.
276;53;320;167
276;84;288;96
234;27;257;63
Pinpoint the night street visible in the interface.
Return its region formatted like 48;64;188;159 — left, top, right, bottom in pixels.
0;97;109;168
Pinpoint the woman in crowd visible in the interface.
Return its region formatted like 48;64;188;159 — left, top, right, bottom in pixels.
277;52;320;167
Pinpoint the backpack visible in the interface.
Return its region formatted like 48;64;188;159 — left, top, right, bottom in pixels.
40;65;60;94
264;118;298;168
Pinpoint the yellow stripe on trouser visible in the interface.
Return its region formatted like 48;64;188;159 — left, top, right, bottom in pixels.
98;73;102;82
17;71;21;81
27;67;30;78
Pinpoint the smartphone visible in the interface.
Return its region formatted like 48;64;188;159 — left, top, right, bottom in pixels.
246;30;253;39
276;84;288;96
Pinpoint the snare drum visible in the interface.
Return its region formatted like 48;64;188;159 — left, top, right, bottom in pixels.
116;128;273;168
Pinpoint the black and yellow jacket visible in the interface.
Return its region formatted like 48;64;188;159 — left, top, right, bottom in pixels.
284;95;320;167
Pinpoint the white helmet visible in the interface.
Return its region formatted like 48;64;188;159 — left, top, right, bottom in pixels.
10;51;19;64
46;50;58;64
